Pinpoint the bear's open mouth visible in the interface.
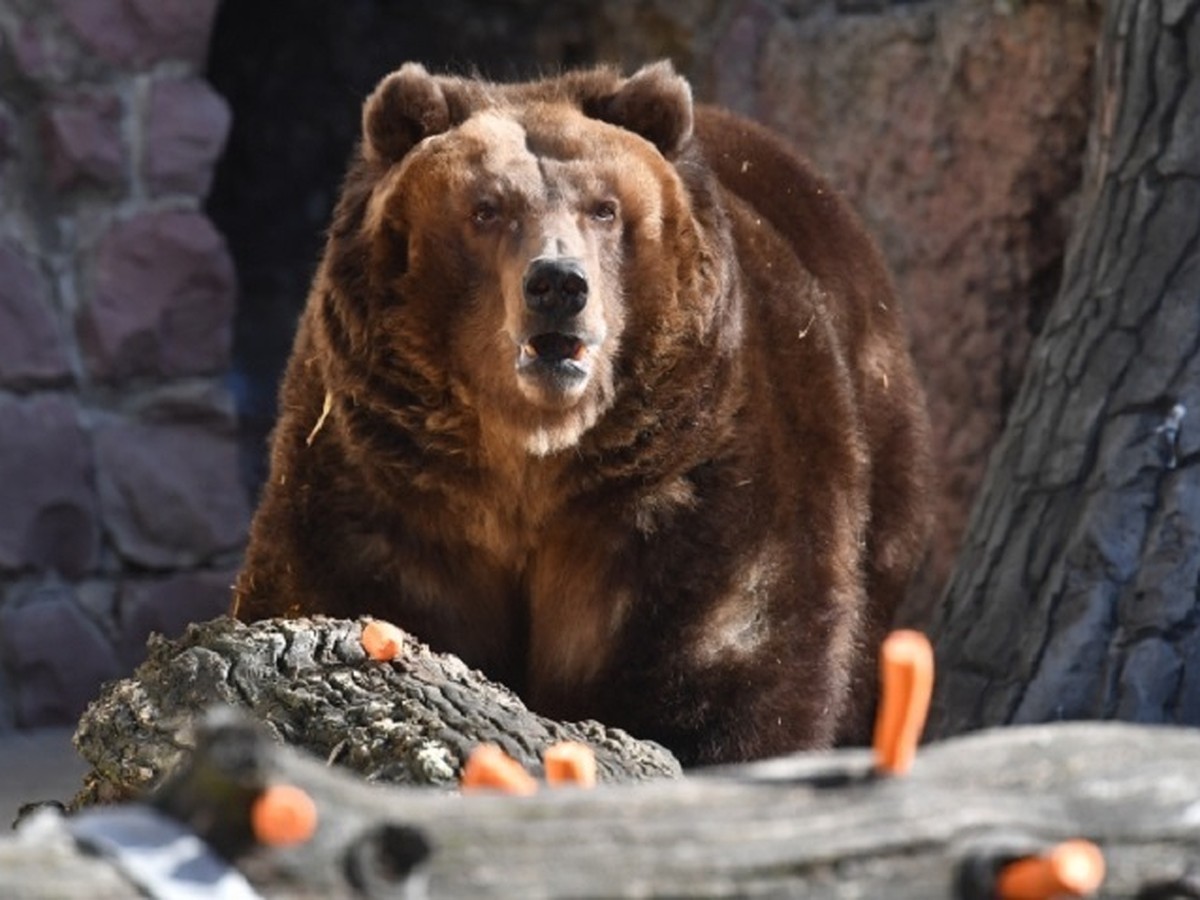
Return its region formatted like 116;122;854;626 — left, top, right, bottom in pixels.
520;332;588;364
515;332;592;394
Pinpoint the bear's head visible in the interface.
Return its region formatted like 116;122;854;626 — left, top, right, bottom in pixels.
348;62;731;458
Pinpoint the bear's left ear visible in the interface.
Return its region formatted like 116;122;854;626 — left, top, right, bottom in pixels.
589;61;694;158
362;63;453;165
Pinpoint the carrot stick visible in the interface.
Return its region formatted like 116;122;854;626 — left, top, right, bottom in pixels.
996;840;1106;899
460;744;538;796
361;619;406;662
251;783;319;847
544;741;597;788
872;629;934;775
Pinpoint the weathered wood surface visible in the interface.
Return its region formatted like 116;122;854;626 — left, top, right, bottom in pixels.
72;616;680;806
48;616;1200;897
6;714;1200;898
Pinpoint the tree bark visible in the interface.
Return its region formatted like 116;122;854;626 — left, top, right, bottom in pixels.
70;616;679;807
929;0;1200;737
9;713;1200;898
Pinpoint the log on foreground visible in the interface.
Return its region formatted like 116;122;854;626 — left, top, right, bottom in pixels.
31;615;1200;898
72;616;681;805
6;713;1200;898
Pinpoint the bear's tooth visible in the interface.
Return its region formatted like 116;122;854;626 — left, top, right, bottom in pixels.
571;343;587;362
522;342;538;360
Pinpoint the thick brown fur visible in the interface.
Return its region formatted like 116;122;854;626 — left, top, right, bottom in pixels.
233;61;932;766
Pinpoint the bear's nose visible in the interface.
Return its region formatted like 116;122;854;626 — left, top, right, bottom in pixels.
523;258;589;318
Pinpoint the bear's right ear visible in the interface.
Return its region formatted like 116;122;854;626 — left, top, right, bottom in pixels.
588;61;694;159
362;63;452;164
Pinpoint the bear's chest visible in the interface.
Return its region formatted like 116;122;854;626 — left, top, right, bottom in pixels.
432;473;633;688
453;475;556;572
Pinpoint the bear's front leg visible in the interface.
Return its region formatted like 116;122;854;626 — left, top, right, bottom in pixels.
524;496;867;767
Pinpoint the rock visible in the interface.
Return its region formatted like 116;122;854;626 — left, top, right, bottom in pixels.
756;2;1099;619
117;570;235;668
0;242;71;387
0;588;121;727
55;0;220;70
144;76;231;198
0;102;14;165
79;210;235;380
837;0;890;11
41;90;126;191
0;395;97;578
127;378;238;429
10;20;63;84
93;418;249;569
710;1;778;112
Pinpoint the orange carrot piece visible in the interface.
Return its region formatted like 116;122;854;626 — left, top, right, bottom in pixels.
460;744;538;796
996;840;1106;899
361;619;406;662
872;629;934;775
544;741;597;788
251;783;319;847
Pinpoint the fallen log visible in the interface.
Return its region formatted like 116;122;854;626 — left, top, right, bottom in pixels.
36;615;1200;897
71;616;681;806
6;710;1200;898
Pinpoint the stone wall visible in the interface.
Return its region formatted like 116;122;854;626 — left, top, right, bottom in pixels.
0;0;247;728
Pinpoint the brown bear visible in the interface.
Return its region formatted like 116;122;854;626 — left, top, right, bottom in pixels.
233;61;932;766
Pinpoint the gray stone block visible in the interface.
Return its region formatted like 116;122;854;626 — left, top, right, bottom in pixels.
56;0;220;70
79;211;235;380
0;243;71;388
93;418;249;569
145;76;231;198
0;588;120;727
41;89;126;191
0;395;97;578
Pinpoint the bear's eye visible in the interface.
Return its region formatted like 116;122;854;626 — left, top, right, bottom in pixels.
589;200;619;224
471;202;501;228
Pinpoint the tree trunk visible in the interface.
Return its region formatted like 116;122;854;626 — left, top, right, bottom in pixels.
929;0;1200;737
9;712;1200;898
